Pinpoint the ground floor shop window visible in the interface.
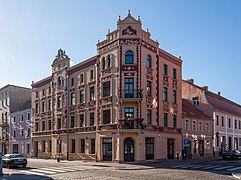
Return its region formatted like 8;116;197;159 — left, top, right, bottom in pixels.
146;137;154;160
27;144;30;154
91;139;95;154
48;140;52;153
13;144;18;154
42;141;46;152
71;139;75;153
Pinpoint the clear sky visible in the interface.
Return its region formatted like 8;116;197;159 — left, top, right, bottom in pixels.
0;1;241;104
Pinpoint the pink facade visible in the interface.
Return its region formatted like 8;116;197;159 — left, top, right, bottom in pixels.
32;11;182;162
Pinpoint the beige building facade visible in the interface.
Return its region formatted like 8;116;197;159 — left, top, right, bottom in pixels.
32;11;183;162
182;79;241;156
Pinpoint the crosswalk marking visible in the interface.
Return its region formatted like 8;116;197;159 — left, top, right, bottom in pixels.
20;170;45;176
39;167;66;172
214;166;234;170
202;165;221;169
191;165;211;169
29;169;57;174
226;166;241;171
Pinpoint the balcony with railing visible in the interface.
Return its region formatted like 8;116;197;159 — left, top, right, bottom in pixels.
118;89;143;102
118;118;144;130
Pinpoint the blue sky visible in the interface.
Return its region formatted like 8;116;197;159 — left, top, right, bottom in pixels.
0;1;241;104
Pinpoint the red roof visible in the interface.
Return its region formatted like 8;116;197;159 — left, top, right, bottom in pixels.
182;99;210;119
205;91;241;117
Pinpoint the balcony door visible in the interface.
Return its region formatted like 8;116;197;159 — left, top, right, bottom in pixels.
124;78;134;98
124;107;134;118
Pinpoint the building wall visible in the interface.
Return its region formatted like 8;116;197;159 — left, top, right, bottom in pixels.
32;13;183;162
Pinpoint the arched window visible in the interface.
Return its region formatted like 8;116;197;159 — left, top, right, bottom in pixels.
125;50;133;64
57;76;62;86
146;55;152;68
102;57;106;70
107;54;111;68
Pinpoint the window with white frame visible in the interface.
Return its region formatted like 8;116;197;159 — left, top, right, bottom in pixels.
199;122;202;131
192;121;196;131
206;122;210;132
185;119;189;130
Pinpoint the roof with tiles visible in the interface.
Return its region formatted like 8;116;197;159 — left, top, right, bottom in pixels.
182;99;211;119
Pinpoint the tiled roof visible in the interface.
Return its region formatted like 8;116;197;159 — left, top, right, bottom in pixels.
182;99;210;119
205;91;241;117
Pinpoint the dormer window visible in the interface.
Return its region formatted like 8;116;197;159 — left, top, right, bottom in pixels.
125;50;133;64
193;97;199;106
146;55;152;68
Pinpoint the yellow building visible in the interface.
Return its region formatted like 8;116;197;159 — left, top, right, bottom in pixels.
32;11;183;162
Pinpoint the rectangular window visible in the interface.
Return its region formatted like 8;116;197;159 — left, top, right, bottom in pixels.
172;90;177;104
145;137;154;160
48;120;51;130
91;139;95;154
42;121;45;131
35;122;39;132
57;118;61;129
164;64;168;75
124;107;134;118
13;129;16;138
124;78;134;98
235;119;237;129
222;116;224;127
57;96;62;108
36;91;39;98
164;113;168;127
80;74;84;83
71;116;75;128
13;116;16;123
173;115;177;128
90;70;94;80
36;103;39;114
163;87;168;101
199;122;202;131
48;87;51;95
21;129;24;136
80;114;84;127
206;122;209;132
42;89;45;96
173;68;177;79
71;78;74;86
90;113;94;126
71;139;75;153
27;128;30;137
90;87;95;101
147;109;152;124
27;112;30;120
27;144;30;154
103;81;110;97
103;110;110;124
80;90;85;103
216;115;219;126
21;114;24;121
239;120;241;130
147;81;152;97
80;139;85;153
48;99;52;111
228;118;231;128
185;119;189;130
192;121;196;131
42;101;45;113
70;92;75;105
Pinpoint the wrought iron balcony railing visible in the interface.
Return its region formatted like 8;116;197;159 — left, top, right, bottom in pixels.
118;118;144;130
119;89;143;99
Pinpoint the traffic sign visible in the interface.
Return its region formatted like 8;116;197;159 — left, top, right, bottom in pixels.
183;139;189;147
57;140;62;145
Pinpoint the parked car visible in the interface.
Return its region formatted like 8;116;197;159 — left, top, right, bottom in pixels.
2;154;27;168
222;150;241;160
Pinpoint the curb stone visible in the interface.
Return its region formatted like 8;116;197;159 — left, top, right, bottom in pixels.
232;172;241;179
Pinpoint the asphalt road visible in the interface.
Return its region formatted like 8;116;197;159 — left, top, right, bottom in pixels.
1;158;239;180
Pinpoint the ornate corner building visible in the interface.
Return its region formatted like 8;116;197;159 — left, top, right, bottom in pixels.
31;11;182;162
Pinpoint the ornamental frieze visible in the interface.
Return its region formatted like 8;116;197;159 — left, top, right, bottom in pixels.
88;100;96;107
123;73;135;76
120;65;138;71
159;50;182;67
101;75;112;81
100;96;112;106
78;103;85;109
119;38;140;45
101;68;112;77
98;40;118;54
122;26;137;36
88;81;96;86
98;124;118;131
146;75;153;80
141;40;157;53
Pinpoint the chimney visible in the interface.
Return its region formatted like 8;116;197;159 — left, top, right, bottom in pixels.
218;92;221;96
186;79;194;84
202;86;208;90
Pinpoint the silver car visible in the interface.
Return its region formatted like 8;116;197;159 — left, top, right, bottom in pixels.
2;154;27;168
